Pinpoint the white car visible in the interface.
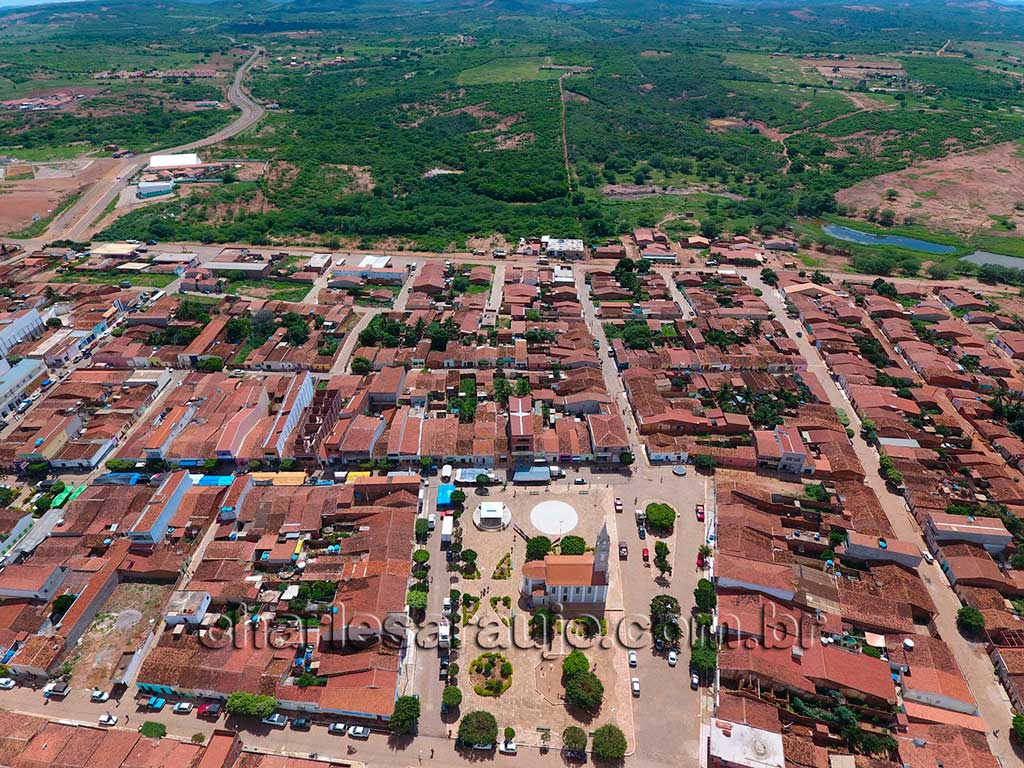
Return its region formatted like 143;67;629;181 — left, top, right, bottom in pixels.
691;673;700;690
173;702;193;714
627;650;637;667
349;725;370;739
499;740;517;755
920;550;934;565
443;597;452;614
99;713;118;727
631;677;640;696
90;689;109;702
328;723;348;735
0;678;14;690
668;650;677;667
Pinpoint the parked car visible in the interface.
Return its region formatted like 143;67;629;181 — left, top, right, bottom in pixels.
290;718;312;730
43;681;70;699
197;703;221;718
637;525;646;540
564;749;588;763
349;725;371;739
89;689;109;702
328;723;348;736
642;547;650;563
695;504;705;522
443;597;452;614
631;677;641;696
619;542;628;559
668;650;678;667
427;513;436;531
697;552;706;568
0;678;15;690
921;550;934;565
628;650;638;667
573;477;587;485
98;713;118;727
173;702;193;714
262;713;288;727
672;465;687;476
614;497;623;513
146;696;166;711
499;740;517;755
690;673;700;690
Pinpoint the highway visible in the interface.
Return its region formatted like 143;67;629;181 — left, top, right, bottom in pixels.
17;47;266;250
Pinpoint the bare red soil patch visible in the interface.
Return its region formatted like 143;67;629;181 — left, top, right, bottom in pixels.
837;141;1024;235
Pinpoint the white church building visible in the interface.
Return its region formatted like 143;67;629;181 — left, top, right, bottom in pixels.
520;524;610;609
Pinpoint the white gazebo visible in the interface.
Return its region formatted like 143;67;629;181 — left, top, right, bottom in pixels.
473;501;511;531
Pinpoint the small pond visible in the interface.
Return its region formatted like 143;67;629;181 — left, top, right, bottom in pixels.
822;224;956;254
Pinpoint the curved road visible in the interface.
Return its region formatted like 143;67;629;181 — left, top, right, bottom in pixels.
22;47;265;248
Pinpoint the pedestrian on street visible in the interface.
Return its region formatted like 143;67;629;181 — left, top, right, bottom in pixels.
431;748;435;758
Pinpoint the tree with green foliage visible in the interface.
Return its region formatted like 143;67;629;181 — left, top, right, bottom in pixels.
592;724;627;760
694;578;717;612
529;606;557;644
560;536;586;556
645;503;676;535
406;589;428;612
26;462;48;480
654;540;671;576
225;316;251;344
390;695;421;734
562;649;590;680
51;593;76;620
493;377;512;405
526;536;552;561
225;692;277;719
619;451;634;466
562;725;587;752
957;605;985;636
412;549;430;565
565;669;604;713
450;489;467;506
351;356;373;374
1012;712;1024;745
442;685;463;708
690;636;717;678
760;268;779;287
415;518;429;541
692;454;716;471
458;710;497;747
140;721;167;738
197;356;224;372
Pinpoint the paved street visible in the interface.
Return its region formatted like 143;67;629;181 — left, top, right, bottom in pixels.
745;267;1018;766
574;266;648;467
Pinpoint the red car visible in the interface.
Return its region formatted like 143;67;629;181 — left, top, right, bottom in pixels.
695;504;705;522
696;552;706;568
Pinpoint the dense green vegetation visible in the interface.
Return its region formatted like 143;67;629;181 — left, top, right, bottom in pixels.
9;0;1024;266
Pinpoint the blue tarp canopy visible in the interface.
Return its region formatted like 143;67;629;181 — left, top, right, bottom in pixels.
437;483;456;506
197;474;234;486
513;467;550;484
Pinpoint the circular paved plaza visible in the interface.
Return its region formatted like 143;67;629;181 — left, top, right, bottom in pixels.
529;500;579;536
